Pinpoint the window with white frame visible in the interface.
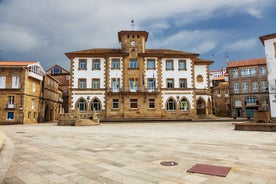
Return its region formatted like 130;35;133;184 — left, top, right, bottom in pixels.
260;67;266;75
261;81;268;91
32;99;35;110
232;69;238;78
92;79;100;89
0;76;6;88
234;82;239;93
242;82;248;93
252;82;258;92
129;79;138;91
12;76;19;88
179;78;187;88
167;79;174;88
32;82;36;92
148;79;154;90
112;78;120;91
235;100;242;107
78;79;86;89
8;96;14;108
245;96;257;104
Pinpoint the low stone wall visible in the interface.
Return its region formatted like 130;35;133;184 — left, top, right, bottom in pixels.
233;122;276;132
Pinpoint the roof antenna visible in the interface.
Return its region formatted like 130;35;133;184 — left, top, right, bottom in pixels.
131;19;135;30
225;52;230;62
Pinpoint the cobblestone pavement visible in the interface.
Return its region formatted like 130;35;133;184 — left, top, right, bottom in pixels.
1;121;276;184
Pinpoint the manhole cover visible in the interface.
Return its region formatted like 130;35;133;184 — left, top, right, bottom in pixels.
16;132;26;133
160;161;179;166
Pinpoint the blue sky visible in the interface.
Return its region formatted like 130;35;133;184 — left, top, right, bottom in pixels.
0;0;275;70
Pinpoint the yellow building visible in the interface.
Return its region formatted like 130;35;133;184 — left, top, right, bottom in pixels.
46;64;70;113
39;74;63;122
65;30;213;120
0;61;45;124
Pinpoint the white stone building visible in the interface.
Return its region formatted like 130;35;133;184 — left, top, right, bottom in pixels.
65;29;213;120
260;33;276;121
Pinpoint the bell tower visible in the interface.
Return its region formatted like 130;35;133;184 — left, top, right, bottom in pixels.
118;23;148;54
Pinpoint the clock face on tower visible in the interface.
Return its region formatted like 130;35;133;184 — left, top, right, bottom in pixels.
130;41;136;47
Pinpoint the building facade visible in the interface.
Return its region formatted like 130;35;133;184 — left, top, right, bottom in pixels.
0;61;45;124
227;58;269;118
39;74;63;122
209;67;227;87
259;33;276;121
65;30;213;120
47;64;70;113
212;80;230;117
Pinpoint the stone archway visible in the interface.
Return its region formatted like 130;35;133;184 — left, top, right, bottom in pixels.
196;97;206;115
44;104;51;122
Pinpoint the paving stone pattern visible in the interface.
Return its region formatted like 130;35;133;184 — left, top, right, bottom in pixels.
1;122;276;184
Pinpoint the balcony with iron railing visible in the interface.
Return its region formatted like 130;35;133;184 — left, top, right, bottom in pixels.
4;103;17;109
107;87;160;94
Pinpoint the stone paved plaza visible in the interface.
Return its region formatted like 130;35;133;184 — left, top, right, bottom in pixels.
1;121;276;184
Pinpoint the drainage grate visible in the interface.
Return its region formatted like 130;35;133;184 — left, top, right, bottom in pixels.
160;161;179;166
16;132;26;134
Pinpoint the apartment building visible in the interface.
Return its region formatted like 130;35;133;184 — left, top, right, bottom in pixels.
259;33;276;122
39;74;63;122
0;61;45;124
46;64;70;113
227;58;269;118
65;30;213;120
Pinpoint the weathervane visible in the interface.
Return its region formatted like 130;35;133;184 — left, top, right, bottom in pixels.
131;19;135;30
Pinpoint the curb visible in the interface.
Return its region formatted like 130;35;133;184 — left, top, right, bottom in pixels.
0;137;15;183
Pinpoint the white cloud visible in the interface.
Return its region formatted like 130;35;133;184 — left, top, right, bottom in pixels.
0;0;274;69
225;38;259;51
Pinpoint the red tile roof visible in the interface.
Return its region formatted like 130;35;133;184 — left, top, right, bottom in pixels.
227;58;266;68
0;61;37;66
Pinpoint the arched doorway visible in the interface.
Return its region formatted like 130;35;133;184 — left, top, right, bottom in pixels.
44;104;51;122
90;98;101;112
197;97;206;115
166;98;176;111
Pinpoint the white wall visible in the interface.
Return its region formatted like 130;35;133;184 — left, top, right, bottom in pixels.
72;57;106;88
162;92;194;110
264;38;276;118
161;58;193;88
194;65;208;89
109;57;123;88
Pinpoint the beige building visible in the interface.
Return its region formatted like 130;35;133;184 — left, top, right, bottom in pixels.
46;64;70;113
65;30;213;120
227;58;269;118
212;79;230;117
0;61;45;124
39;74;63;122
